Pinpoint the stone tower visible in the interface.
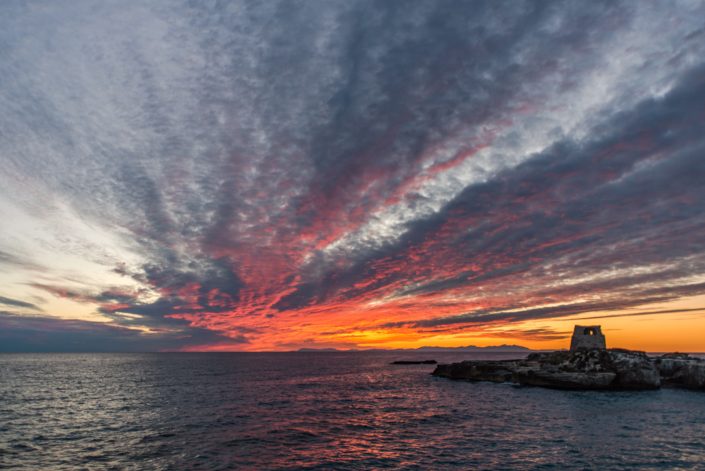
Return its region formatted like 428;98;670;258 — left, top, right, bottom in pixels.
570;325;606;351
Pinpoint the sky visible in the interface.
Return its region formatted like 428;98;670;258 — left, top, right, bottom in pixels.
1;0;705;352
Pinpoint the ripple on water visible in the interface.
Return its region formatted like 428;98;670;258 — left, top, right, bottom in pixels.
1;352;705;470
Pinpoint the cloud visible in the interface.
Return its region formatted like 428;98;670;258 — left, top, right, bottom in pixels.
273;62;705;322
0;295;40;310
0;1;704;349
478;327;569;342
0;312;245;353
561;307;705;322
0;250;41;271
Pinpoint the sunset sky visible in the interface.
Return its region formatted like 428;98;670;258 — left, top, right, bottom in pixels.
1;0;705;352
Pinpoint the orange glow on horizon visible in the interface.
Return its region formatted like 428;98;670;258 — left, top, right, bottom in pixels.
169;295;705;353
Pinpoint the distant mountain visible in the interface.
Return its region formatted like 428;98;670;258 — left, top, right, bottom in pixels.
296;347;343;352
296;344;530;353
415;344;531;352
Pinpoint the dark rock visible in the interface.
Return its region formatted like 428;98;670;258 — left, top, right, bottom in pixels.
512;368;617;390
654;354;705;390
609;349;660;390
432;360;519;382
391;360;437;365
432;348;661;390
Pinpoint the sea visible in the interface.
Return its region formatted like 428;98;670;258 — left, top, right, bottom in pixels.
1;351;704;470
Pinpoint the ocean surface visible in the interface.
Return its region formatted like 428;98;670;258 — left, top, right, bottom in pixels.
1;351;704;470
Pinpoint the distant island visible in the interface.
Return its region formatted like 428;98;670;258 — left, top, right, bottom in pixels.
415;344;530;353
296;348;343;352
296;344;530;353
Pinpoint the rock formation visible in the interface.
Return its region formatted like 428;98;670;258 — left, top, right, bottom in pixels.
433;349;704;391
653;353;705;390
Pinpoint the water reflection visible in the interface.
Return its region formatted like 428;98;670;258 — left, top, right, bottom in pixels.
1;352;704;469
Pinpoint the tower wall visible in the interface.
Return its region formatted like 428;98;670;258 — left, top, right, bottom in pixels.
570;325;606;351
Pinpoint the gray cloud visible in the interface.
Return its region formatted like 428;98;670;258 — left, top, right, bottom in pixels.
0;295;40;310
0;312;245;352
276;61;705;321
0;1;704;349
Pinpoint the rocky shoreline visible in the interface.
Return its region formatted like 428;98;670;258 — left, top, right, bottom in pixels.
432;349;705;391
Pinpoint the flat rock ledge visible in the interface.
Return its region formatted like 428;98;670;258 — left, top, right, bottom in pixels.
432;349;705;391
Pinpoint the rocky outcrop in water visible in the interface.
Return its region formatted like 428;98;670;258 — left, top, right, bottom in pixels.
432;349;704;391
391;360;437;365
653;353;705;390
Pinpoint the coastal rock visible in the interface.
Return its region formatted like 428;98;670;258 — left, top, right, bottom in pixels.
517;349;659;390
654;354;705;390
512;368;617;390
432;360;519;383
608;349;660;390
432;349;661;390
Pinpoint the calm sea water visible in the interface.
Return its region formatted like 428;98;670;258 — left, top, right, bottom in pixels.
1;352;704;470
